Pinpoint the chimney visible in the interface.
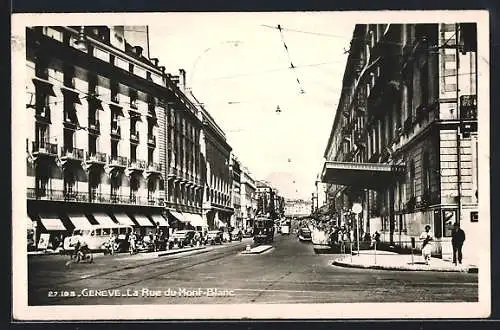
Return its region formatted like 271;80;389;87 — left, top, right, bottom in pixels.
133;46;143;57
150;58;159;66
179;69;186;92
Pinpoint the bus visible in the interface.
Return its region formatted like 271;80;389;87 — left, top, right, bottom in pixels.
63;224;134;251
280;218;291;235
253;217;275;244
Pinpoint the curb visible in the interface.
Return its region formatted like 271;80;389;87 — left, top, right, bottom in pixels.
332;260;478;273
157;246;206;257
240;246;273;255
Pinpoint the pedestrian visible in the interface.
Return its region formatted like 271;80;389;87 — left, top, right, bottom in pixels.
419;225;434;265
371;231;380;248
451;223;466;265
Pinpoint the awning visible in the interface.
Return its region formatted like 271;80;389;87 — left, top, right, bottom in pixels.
27;216;35;230
186;213;207;228
321;161;405;189
67;214;93;228
109;103;124;116
150;214;169;227
169;210;190;223
32;77;56;97
60;87;82;104
114;213;135;226
133;214;154;227
39;215;66;231
93;213;116;226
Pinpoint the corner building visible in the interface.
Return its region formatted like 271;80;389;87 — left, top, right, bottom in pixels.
25;25;188;240
322;24;478;261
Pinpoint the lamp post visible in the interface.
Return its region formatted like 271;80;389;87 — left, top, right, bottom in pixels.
352;202;363;256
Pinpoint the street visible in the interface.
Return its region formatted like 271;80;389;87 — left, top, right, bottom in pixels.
28;234;478;305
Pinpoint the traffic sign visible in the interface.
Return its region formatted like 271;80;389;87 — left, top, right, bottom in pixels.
352;203;362;214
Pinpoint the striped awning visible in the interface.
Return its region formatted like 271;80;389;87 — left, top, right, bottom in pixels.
134;214;154;227
93;213;116;226
150;214;169;227
67;214;92;229
169;210;190;223
40;215;66;231
186;213;207;228
114;213;135;226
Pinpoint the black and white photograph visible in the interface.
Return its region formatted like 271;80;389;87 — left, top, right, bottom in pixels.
11;10;490;320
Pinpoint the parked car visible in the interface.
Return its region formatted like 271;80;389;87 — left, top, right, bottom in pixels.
231;228;243;242
298;226;312;242
168;230;196;249
206;230;224;245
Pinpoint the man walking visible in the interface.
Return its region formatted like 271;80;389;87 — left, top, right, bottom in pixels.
451;223;466;265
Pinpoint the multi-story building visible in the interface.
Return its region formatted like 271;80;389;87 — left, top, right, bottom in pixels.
255;181;283;220
284;199;312;217
230;155;242;229
321;23;478;261
197;100;234;229
240;166;257;230
163;74;205;232
26;25;172;242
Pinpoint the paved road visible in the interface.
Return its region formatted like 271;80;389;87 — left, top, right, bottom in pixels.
28;234;478;305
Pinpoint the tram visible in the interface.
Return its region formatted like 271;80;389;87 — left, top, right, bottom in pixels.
253;217;275;244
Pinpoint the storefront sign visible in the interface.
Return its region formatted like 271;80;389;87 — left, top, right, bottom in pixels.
37;233;50;250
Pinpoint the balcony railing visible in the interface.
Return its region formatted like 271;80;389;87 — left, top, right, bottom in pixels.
111;124;121;138
32;141;58;156
35;106;51;122
108;155;128;167
27;187;164;206
86;151;107;163
460;95;477;120
60;147;85;161
128;159;147;170
147;162;162;172
88;119;101;133
130;130;140;143
147;134;156;146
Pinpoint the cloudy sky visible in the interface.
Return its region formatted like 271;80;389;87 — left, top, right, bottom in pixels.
148;12;354;200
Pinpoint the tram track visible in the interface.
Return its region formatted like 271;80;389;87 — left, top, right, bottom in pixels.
35;243;246;304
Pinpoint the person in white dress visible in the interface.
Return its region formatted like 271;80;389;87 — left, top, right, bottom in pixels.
419;225;434;265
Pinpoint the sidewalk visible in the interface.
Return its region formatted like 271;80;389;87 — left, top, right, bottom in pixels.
332;250;478;273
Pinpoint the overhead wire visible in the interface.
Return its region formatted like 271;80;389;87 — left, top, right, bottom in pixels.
275;24;305;94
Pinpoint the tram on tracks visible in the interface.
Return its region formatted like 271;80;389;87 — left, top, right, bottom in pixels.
253;216;275;244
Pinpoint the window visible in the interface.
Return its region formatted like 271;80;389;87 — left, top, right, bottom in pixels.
459;23;477;53
409;160;416;197
420;59;429;107
111;140;118;158
35;55;49;79
130;144;137;161
88;135;97;155
422;151;431;193
63;128;74;151
471;211;478;222
148;147;153;164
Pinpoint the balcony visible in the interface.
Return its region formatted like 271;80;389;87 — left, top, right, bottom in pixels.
60;147;85;162
147;134;156;147
111;124;121;138
27;188;89;202
130;130;140;143
86;151;107;165
353;131;365;147
460;95;477;120
31;141;58;157
128;159;147;171
403;116;413;135
35;106;51;123
146;162;162;173
108;155;128;168
88;119;100;134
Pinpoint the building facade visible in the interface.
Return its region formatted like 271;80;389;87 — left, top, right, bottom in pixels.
240;166;257;230
230;155;242;229
255;181;283;220
26;25;172;243
198;104;234;230
322;23;478;261
284;199;312;218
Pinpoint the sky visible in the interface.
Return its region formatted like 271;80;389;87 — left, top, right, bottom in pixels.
148;12;354;200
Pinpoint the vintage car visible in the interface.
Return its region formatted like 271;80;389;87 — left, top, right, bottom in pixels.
231;228;243;242
297;226;312;242
168;230;196;249
206;230;224;245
